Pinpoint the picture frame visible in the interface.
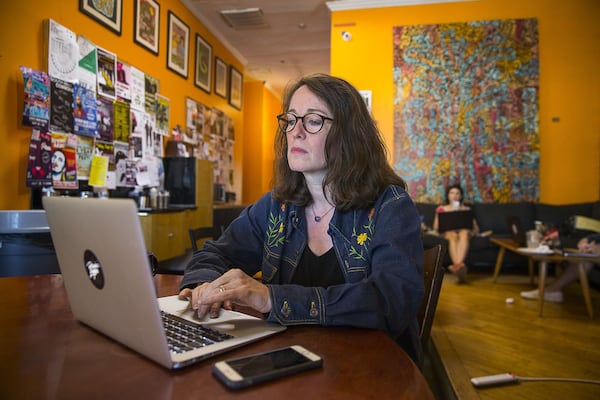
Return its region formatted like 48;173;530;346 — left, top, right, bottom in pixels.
79;0;123;35
134;0;160;55
228;65;243;110
194;34;212;93
214;57;227;98
166;11;190;79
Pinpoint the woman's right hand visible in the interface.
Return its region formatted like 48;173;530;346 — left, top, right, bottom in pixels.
178;269;272;319
178;283;233;319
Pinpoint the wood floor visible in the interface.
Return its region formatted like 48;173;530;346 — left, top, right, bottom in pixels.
429;271;600;400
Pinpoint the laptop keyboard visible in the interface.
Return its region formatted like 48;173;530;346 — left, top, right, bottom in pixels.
161;311;234;354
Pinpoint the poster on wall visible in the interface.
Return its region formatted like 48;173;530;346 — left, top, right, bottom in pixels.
96;47;117;99
47;19;78;82
20;67;50;126
155;94;170;135
26;123;52;188
49;77;74;134
51;133;78;189
76;135;94;180
76;35;97;90
113;99;131;142
95;140;116;189
185;97;200;144
72;82;98;137
116;59;132;100
144;74;159;114
96;97;114;142
130;66;145;110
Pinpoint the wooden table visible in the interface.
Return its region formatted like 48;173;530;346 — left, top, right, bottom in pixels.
490;237;598;318
0;274;433;399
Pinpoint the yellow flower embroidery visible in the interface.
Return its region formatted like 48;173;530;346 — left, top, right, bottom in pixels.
349;208;375;261
357;232;368;246
266;204;287;248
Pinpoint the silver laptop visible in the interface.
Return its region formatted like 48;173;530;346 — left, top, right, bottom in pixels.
43;196;285;369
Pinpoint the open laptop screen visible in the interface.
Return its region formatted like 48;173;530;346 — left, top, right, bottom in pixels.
438;210;474;233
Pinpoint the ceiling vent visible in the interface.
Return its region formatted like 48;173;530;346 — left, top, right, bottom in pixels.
219;8;269;29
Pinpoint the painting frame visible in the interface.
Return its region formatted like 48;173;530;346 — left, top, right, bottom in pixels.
79;0;123;36
166;11;190;79
214;57;227;98
194;34;212;93
134;0;160;55
228;65;243;110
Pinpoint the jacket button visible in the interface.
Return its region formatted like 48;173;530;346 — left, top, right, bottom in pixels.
310;301;319;318
281;300;291;318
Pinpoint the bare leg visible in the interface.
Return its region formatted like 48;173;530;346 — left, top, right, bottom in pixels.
546;262;593;292
443;230;469;283
443;231;460;265
442;229;470;266
454;229;470;265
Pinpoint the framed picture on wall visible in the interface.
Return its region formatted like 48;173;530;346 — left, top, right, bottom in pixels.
214;57;227;98
134;0;160;55
194;34;212;93
79;0;123;35
228;66;243;110
166;11;190;79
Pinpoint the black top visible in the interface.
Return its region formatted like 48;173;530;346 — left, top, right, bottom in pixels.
291;246;344;287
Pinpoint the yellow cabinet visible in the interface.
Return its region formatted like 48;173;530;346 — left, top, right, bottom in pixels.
140;212;185;261
139;159;214;261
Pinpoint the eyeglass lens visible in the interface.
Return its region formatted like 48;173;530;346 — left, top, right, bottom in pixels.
278;113;328;134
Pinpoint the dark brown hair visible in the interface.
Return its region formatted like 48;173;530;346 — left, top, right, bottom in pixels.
444;184;464;204
272;74;406;211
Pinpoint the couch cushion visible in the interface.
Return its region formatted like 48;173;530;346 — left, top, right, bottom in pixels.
472;202;535;234
415;203;438;229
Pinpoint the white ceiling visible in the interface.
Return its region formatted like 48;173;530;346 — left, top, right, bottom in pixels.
181;0;472;97
181;0;332;97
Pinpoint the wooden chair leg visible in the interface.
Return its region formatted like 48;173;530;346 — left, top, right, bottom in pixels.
492;247;506;283
578;263;594;319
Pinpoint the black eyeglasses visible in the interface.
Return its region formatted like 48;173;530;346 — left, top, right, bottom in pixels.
277;112;333;134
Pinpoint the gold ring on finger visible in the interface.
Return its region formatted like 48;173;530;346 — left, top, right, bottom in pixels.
219;284;226;293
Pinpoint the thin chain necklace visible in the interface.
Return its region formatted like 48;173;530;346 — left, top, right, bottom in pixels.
311;204;335;222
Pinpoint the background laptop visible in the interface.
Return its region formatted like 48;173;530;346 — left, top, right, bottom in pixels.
507;216;527;246
438;209;474;233
43;196;285;369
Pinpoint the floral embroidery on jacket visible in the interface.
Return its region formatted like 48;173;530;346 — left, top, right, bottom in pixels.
266;203;287;248
349;208;375;260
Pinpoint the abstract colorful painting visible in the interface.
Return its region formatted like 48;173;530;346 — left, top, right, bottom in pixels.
393;19;539;203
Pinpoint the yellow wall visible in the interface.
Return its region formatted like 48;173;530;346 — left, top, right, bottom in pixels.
331;0;600;204
0;0;244;210
2;1;598;210
242;82;279;204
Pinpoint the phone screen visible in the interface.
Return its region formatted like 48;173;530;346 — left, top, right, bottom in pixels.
227;347;312;378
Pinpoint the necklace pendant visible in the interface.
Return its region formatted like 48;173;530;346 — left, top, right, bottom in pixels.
314;216;321;222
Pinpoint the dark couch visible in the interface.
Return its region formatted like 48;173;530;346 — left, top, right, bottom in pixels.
417;201;600;271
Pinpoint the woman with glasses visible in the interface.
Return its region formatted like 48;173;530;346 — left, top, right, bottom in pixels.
179;74;425;366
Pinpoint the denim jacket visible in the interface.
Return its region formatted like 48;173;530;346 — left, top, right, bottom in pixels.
180;185;424;365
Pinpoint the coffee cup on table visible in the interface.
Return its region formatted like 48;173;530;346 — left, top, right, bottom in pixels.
526;230;541;248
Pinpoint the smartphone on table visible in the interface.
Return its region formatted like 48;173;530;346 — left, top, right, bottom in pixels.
212;345;323;389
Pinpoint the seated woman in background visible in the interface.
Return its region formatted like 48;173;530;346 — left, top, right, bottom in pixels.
521;233;600;302
433;184;479;283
